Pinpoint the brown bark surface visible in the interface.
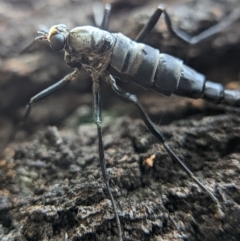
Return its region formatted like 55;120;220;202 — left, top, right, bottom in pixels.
1;0;240;240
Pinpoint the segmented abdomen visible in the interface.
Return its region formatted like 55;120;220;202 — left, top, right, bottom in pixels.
110;33;240;106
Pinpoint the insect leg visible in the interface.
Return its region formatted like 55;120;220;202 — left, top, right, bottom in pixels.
136;4;240;45
100;4;112;31
161;6;240;45
5;70;78;152
104;72;224;219
22;70;78;124
92;80;122;241
93;3;111;30
135;5;164;42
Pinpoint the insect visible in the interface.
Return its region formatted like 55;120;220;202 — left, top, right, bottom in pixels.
20;3;240;241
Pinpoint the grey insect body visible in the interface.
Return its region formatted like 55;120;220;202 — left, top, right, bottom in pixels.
63;25;240;106
25;4;240;240
110;33;239;105
65;26;116;78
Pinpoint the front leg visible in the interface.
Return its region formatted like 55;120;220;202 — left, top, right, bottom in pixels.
23;70;79;123
92;79;122;241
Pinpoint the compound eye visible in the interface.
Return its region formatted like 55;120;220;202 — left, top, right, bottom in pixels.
50;33;65;51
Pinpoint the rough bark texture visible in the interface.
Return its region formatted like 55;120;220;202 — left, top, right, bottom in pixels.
1;0;240;241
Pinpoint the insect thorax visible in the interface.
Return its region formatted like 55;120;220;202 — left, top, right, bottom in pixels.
64;26;116;75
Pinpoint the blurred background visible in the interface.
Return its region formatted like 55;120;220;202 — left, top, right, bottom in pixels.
0;0;240;150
